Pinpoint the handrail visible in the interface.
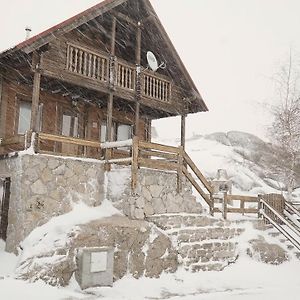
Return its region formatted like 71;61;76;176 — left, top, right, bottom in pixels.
261;199;300;238
260;209;300;251
285;201;300;219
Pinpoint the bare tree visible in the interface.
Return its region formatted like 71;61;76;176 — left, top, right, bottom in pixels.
269;50;300;198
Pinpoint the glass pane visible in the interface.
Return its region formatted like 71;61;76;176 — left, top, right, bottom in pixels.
18;101;31;134
117;124;132;141
73;116;79;137
100;124;107;142
62;115;71;136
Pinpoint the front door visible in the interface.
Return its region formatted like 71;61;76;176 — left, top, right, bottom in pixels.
0;178;10;241
61;112;79;155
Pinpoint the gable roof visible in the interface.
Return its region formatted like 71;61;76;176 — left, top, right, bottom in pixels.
0;0;208;113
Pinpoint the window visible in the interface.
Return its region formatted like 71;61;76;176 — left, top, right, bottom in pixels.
100;123;107;142
117;124;132;141
62;113;79;137
18;101;31;134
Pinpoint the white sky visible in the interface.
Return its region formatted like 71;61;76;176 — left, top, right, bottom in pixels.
1;0;300;140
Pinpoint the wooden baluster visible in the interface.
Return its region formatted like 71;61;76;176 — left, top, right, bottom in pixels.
74;48;78;73
78;50;83;74
166;83;169;102
83;52;87;76
66;45;70;70
162;82;165;101
97;57;101;79
69;46;74;71
88;54;92;77
129;69;132;89
121;66;125;88
93;55;97;78
117;64;121;86
159;80;162;100
149;77;153;97
101;58;105;81
125;67;128;89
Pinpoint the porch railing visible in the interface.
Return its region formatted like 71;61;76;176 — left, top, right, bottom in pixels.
0;132;263;219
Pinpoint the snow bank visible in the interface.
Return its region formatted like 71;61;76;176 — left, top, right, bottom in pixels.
19;200;121;261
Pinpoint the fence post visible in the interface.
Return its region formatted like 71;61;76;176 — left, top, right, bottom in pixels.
223;192;228;220
210;193;214;216
131;136;139;193
241;199;245;216
177;146;184;193
258;195;262;219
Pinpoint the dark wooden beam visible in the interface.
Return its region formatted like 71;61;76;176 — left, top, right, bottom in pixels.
30;53;41;132
134;24;142;137
112;11;138;27
0;75;5;137
181;114;186;150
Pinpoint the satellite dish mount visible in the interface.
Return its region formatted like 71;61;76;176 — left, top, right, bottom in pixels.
146;51;166;72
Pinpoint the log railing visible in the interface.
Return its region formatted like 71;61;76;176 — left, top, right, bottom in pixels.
116;60;136;90
65;43;172;103
142;71;171;103
66;43;109;82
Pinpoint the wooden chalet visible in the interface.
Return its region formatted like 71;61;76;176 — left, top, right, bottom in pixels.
0;0;207;159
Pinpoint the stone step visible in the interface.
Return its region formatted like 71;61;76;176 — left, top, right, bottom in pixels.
147;214;230;231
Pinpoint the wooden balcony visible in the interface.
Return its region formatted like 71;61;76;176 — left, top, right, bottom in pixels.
66;43;172;104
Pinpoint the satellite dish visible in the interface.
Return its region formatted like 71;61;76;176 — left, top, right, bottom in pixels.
147;51;159;71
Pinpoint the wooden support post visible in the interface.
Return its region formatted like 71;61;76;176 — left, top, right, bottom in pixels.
134;24;142;137
111;17;116;55
105;94;114;170
181;114;186;150
258;195;262;219
177;146;184;193
131;136;139;193
210;193;214;216
223;192;228;220
240;199;245;215
30;72;41;132
0;75;5;138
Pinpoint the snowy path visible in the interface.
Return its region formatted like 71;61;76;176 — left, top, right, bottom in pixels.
1;250;299;300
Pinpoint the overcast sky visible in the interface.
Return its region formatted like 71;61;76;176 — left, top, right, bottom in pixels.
1;0;300;140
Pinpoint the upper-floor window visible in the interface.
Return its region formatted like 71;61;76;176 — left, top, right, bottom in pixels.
62;113;79;137
18;101;31;134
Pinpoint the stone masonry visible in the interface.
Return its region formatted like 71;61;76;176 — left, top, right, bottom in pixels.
107;167;202;220
0;153;105;252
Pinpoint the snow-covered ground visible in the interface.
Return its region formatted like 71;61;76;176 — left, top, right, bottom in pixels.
1;238;300;300
1;131;300;299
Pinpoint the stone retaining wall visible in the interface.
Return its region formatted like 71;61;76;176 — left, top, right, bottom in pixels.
0;154;105;251
107;167;202;220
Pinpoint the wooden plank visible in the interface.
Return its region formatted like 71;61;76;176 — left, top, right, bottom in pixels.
39;133;101;148
139;149;177;160
135;25;142;137
138;157;178;172
227;195;259;202
183;152;213;194
138;140;179;154
227;208;258;214
182;166;211;206
0;135;25;146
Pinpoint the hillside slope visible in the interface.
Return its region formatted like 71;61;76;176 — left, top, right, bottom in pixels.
155;131;291;196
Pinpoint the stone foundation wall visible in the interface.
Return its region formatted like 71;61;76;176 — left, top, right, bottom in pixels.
107;167;202;220
0;154;105;251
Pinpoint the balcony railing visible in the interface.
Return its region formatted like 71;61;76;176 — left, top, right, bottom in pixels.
66;43;171;103
66;43;109;82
